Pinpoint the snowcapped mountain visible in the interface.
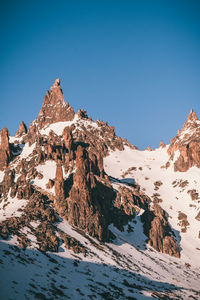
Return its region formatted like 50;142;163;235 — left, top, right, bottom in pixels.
0;79;199;300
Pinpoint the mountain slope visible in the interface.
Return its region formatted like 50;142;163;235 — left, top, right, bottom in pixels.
0;79;199;299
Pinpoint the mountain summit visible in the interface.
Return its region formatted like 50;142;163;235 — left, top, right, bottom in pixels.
37;78;74;128
187;108;198;122
0;79;199;299
167;108;200;171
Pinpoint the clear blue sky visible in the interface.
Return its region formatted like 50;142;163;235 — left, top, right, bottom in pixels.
1;0;200;149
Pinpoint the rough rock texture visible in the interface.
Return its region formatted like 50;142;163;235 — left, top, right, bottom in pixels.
2;169;15;195
55;145;114;242
36;78;74;129
141;204;180;257
178;212;190;233
167;109;200;172
77;109;88;119
0;127;11;170
112;184;150;231
68;146;114;241
54;163;65;202
15;121;27;137
0;191;59;251
62;126;74;161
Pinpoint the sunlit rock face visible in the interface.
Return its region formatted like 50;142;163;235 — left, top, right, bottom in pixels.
167;109;200;172
0;127;11;171
37;78;75;128
15;121;27;137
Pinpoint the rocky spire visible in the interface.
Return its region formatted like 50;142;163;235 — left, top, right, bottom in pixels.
0;128;10;151
167;108;200;172
54;163;65;201
187;109;198;122
37;78;75;128
0;127;11;170
15;121;27;137
159;140;166;148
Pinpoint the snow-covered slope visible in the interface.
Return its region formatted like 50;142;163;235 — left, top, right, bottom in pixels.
0;142;199;299
1;216;200;300
104;146;200;267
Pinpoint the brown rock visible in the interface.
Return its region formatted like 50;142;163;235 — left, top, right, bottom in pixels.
141;204;180;258
37;78;75;128
46;179;54;189
0;128;11;170
163;236;180;258
55;145;114;242
167;109;200;172
77;109;88;119
54;163;65;201
63;126;74;159
15;121;27;137
187;189;199;201
187;108;198;122
2;169;15;194
37;172;43;179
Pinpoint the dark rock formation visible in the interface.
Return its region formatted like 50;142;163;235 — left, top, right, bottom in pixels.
178;212;190;233
2;169;15;195
141;204;180;257
112;185;150;231
54;163;65;202
55;145;114;242
77;109;88;119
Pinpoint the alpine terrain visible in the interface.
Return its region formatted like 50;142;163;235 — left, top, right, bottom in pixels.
0;79;199;300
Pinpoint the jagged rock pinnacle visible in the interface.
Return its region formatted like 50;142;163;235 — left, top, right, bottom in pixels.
0;127;11;170
167;108;200;172
187;109;198;122
37;79;75;128
51;78;61;89
15;121;27;137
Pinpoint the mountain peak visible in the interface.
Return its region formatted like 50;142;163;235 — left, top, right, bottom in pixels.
51;78;61;89
15;121;27;137
37;79;74;128
167;108;200;172
187;109;198;122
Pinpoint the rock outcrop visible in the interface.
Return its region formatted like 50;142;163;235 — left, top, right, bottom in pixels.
159;140;166;148
0;127;11;170
112;184;150;231
54;163;65;202
55;144;114;242
15;121;27;137
141;204;180;257
167;109;200;172
37;78;75;129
